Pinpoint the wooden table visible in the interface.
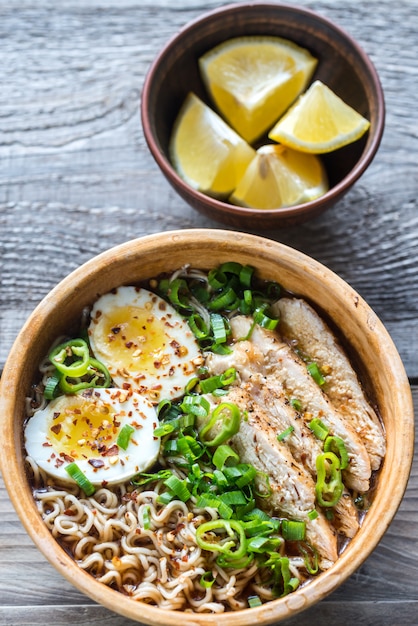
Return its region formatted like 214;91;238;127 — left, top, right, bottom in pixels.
1;1;417;624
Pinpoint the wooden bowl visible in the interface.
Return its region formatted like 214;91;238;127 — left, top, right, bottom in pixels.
141;3;385;229
0;229;413;625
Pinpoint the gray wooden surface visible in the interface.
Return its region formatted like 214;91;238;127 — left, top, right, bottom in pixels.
1;1;417;625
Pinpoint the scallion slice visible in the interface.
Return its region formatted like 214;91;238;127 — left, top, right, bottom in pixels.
253;305;279;330
142;505;151;530
153;422;175;438
309;418;329;441
43;374;61;400
208;286;238;311
307;361;326;386
212;444;239;470
163;474;191;502
210;313;227;344
188;313;210;340
65;462;95;496
281;519;306;541
116;424;135;450
277;425;294;442
248;595;262;608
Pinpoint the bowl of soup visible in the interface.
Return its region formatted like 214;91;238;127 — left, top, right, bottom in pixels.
0;229;413;624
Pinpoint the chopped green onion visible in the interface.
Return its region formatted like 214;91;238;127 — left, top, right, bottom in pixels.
210;313;227;344
307;509;319;521
167;278;192;311
176;434;205;461
235;464;257;488
44;374;61;400
290;397;302;411
65;462;95;496
157;491;175;505
163;474;191;502
239;265;254;288
307;362;326;386
117;424;135;450
309;418;329;441
219;261;242;276
208;268;227;290
199;375;223;394
281;519;306;541
142;505;151;530
153;422;175;438
188;313;210;340
132;468;171;486
248;595;262;608
196;494;233;519
199;368;236;394
299;542;319;575
247;535;282;553
219;490;247;506
277;425;294;442
212;444;239;470
253;305;279;330
180;394;210;417
208;286;238;312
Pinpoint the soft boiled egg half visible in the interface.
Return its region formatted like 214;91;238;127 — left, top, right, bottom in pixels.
25;388;160;486
88;286;203;403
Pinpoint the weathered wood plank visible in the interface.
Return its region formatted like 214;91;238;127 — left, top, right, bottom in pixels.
0;601;418;626
1;1;417;624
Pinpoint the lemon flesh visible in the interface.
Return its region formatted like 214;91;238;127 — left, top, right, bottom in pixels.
269;80;371;153
229;144;328;210
169;93;256;197
199;36;318;144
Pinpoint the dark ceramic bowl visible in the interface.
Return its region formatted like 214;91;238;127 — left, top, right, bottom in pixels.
141;2;385;229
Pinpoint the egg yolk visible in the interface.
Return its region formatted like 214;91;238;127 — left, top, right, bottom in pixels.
93;305;174;374
48;396;119;459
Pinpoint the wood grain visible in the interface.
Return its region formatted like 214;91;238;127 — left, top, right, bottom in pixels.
0;1;417;624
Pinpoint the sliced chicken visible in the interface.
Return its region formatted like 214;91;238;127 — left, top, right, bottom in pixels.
245;375;359;538
206;346;359;538
208;316;371;493
272;297;385;471
198;387;338;569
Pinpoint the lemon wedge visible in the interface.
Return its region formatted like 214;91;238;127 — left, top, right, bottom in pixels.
229;144;328;210
169;92;256;197
199;36;318;143
269;80;371;153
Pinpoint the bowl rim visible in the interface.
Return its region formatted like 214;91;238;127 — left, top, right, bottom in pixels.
141;2;386;221
0;229;413;625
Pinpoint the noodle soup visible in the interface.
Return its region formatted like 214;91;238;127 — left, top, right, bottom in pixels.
24;262;385;613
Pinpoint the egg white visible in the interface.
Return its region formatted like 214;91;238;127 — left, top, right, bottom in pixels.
88;286;202;403
25;388;160;486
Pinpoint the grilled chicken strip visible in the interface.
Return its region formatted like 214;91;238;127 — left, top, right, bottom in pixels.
207;316;371;493
272;297;385;471
198;387;338;569
206;342;359;538
246;374;359;538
